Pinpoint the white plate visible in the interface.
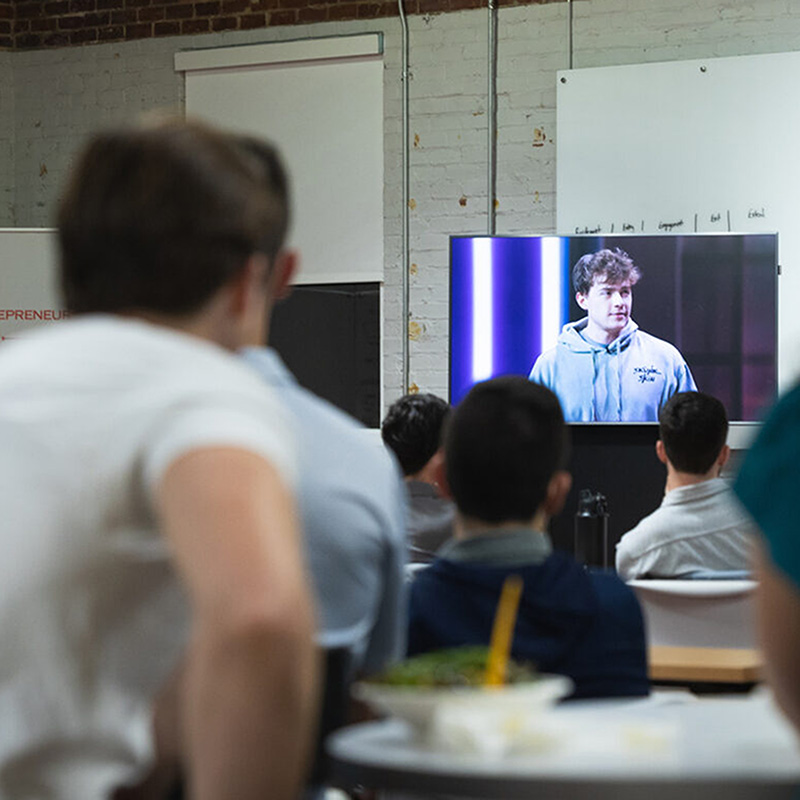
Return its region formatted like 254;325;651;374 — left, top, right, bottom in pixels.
353;676;573;735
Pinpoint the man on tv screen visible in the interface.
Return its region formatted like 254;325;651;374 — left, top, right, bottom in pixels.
529;247;696;422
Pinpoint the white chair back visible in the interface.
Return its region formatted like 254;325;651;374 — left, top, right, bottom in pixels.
628;579;757;649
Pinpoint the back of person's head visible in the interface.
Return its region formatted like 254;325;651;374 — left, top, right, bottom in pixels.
58;117;290;315
445;377;569;524
572;247;642;296
659;391;729;474
381;393;450;477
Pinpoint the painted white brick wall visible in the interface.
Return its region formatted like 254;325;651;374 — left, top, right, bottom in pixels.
0;52;14;225
12;40;180;228
8;18;409;412
8;1;800;411
400;5;571;400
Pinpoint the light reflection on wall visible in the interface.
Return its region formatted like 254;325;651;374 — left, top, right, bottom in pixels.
471;237;493;383
540;236;564;353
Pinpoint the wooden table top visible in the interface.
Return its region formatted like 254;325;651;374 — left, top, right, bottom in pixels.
649;645;763;683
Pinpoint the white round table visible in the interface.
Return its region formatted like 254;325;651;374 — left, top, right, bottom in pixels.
328;692;800;799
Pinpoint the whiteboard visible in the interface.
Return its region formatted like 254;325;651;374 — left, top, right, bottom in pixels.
556;51;800;388
0;229;64;344
177;35;384;286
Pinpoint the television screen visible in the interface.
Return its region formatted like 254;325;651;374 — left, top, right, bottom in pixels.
450;234;778;422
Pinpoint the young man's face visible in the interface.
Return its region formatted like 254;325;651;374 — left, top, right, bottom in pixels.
576;274;633;342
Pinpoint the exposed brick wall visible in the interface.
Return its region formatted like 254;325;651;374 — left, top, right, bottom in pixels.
3;0;564;50
0;1;12;48
0;51;12;224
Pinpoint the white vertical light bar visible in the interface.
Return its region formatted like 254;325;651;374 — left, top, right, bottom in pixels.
540;236;564;352
472;237;493;382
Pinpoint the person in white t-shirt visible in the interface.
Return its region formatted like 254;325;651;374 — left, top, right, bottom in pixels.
615;391;754;580
0;121;318;799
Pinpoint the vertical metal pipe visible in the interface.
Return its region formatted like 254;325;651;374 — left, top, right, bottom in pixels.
487;0;497;235
399;0;410;394
568;0;574;70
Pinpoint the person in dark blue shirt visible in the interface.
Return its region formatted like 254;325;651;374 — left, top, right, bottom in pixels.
407;376;649;699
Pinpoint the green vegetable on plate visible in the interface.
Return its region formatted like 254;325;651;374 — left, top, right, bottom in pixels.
368;646;539;688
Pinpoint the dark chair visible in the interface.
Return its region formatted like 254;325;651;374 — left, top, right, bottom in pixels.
310;646;353;788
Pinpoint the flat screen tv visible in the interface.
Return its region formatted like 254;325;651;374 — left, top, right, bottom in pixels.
450;234;778;422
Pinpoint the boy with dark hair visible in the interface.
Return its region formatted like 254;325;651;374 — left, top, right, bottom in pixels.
660;389;730;474
408;377;648;699
616;391;754;579
529;247;696;421
0;119;318;799
381;392;450;477
382;393;455;563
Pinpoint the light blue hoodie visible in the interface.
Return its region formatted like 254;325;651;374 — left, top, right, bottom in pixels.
529;318;697;422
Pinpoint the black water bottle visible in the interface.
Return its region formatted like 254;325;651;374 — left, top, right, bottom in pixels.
574;489;609;568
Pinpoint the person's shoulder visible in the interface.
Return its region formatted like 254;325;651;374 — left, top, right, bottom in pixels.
529;339;568;384
586;568;642;617
631;328;687;362
537;338;562;358
125;319;282;394
285;375;362;432
265;372;404;518
2;315;274;401
631;327;676;349
697;476;740;502
244;348;370;432
749;383;800;443
408;559;452;606
617;508;666;553
243;348;382;450
293;387;396;474
773;382;800;414
0;315;138;363
530;344;557;373
614;511;668;579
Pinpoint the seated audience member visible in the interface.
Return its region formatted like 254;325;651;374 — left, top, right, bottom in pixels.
382;393;455;563
0;120;318;799
238;145;406;673
616;391;754;580
407;377;649;699
734;385;800;734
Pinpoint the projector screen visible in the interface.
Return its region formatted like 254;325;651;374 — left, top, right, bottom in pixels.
176;34;384;285
450;233;778;423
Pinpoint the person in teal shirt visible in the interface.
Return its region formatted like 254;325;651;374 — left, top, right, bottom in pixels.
735;384;800;734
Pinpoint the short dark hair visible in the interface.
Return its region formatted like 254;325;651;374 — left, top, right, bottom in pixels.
381;393;450;476
58;118;290;315
445;377;569;524
659;391;729;474
572;248;642;296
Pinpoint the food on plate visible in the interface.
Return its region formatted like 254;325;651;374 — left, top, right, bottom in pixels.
367;646;539;688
